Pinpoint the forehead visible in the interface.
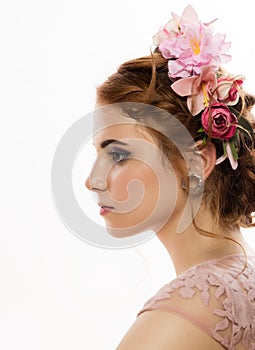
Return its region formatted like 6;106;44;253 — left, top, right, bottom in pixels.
93;105;135;130
93;124;135;146
92;105;154;147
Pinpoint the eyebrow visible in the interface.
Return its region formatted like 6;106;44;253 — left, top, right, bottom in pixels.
100;139;128;149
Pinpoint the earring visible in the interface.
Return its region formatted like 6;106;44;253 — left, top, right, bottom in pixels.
182;172;203;194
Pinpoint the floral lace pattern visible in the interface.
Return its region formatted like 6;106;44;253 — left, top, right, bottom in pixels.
137;255;255;349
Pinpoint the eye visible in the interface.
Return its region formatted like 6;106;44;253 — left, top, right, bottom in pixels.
108;147;131;163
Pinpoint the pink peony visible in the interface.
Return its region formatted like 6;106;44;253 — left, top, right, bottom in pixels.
166;22;231;78
153;5;231;79
153;5;199;48
201;103;238;140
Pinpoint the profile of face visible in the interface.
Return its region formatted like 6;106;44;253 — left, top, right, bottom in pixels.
85;105;185;238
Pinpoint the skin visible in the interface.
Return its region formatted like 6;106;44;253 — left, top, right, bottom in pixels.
86;105;183;238
86;124;179;237
85;106;254;349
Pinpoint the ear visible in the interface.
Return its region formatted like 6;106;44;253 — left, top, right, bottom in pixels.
188;141;216;181
198;142;216;180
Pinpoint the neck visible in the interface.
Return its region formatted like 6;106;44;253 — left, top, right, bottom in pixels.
156;204;248;275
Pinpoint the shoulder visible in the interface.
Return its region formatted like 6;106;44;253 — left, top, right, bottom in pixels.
116;309;224;350
127;257;255;350
116;266;226;349
139;257;255;313
139;264;226;312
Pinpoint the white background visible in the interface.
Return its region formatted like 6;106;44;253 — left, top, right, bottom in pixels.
1;0;255;349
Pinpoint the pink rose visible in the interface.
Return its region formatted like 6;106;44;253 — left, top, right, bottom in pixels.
216;75;244;105
201;103;238;140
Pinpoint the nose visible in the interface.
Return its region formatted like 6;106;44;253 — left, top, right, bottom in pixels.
85;156;108;192
85;175;107;192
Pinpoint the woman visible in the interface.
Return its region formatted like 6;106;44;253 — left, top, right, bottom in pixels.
86;5;255;349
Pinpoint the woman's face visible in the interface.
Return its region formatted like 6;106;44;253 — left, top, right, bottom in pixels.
85;106;183;237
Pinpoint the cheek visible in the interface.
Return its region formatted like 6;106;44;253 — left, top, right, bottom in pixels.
105;159;180;235
108;162;160;204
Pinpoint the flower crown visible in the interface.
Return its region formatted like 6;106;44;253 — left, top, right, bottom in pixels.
153;5;253;170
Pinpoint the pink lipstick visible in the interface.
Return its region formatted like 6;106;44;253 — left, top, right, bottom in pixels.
99;206;114;216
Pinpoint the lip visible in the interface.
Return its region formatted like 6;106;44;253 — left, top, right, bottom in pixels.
99;204;114;216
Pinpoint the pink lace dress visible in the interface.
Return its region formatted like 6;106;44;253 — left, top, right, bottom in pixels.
137;254;255;349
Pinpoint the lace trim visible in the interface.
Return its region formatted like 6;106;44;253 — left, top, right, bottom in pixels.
138;255;255;349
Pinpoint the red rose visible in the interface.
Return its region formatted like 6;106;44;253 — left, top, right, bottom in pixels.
201;103;238;140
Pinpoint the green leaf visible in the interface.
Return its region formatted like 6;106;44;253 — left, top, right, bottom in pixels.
238;116;254;136
229;141;239;160
197;127;204;133
223;141;227;156
202;136;207;146
229;133;239;144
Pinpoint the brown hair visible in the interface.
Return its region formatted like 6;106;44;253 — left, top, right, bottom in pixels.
96;53;255;231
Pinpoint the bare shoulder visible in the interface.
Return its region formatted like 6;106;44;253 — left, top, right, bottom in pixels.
116;310;224;350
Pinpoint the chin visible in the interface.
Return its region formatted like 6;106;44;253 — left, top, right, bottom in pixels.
102;204;176;238
105;224;145;238
104;217;165;238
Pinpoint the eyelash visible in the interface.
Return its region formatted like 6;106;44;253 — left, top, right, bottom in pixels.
108;148;131;163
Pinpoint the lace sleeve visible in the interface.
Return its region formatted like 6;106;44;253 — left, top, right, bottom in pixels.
137;264;255;349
